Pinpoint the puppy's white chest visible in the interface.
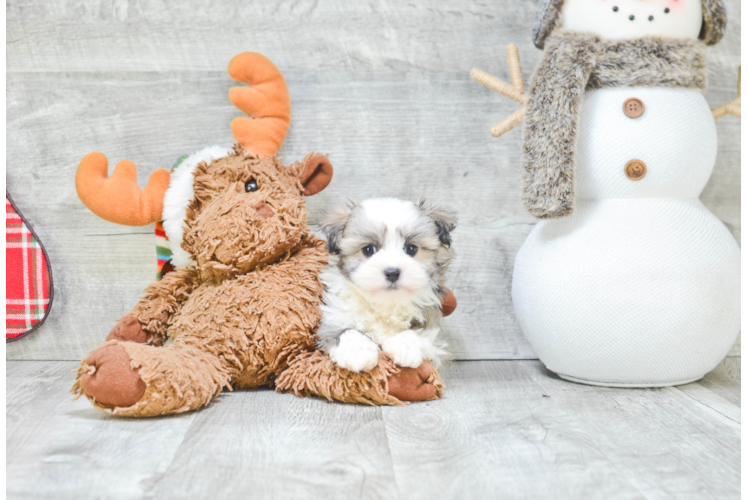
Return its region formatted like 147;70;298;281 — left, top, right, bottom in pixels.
354;313;417;345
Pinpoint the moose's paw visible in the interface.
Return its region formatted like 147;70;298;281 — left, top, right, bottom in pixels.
387;361;437;402
329;330;380;373
80;345;146;408
105;316;151;344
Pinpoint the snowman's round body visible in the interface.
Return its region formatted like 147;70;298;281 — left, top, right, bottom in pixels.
513;86;740;386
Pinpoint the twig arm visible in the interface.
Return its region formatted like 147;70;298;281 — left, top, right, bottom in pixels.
470;68;528;105
712;97;741;119
491;108;526;138
471;43;528;136
713;67;741;120
506;44;524;93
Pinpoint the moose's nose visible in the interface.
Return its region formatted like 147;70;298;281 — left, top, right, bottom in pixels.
254;202;274;219
384;268;401;283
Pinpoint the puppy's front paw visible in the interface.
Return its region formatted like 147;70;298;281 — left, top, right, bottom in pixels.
382;330;425;368
329;330;380;373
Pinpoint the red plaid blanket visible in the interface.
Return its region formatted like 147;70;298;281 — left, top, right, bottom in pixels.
6;194;52;341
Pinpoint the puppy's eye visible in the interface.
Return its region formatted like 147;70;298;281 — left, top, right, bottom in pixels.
245;178;259;193
362;245;378;257
404;244;418;256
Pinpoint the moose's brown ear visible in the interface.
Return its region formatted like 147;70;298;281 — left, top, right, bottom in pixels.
300;153;333;196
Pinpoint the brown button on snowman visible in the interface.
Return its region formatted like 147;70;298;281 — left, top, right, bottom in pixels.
623;98;645;118
473;0;740;386
624;160;646;180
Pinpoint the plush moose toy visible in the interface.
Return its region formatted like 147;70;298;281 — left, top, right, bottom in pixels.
72;53;452;416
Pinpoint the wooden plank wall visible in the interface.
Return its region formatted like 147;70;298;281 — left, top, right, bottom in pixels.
6;0;741;361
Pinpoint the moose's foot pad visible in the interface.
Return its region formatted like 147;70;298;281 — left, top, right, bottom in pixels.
388;361;441;402
80;344;146;408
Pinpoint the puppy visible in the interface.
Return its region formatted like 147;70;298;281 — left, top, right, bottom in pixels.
317;198;456;373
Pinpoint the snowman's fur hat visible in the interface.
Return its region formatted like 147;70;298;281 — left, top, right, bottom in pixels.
532;0;726;49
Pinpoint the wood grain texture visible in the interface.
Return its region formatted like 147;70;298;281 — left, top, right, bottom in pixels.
6;0;741;361
6;361;72;410
6;358;740;499
6;361;199;500
150;390;397;499
382;360;741;500
696;356;741;407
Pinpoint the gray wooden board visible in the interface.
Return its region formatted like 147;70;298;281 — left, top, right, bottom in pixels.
150;390;398;499
6;0;741;361
694;355;741;407
382;361;740;500
6;361;200;500
5;358;740;499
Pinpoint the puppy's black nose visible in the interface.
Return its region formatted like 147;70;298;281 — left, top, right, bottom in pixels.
384;268;401;283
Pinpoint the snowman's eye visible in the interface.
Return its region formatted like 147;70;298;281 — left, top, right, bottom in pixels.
629;14;635;21
612;6;618;12
664;7;670;13
648;15;654;21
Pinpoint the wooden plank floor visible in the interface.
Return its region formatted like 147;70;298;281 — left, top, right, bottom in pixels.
7;358;740;499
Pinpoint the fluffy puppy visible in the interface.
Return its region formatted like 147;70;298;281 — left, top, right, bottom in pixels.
317;198;456;373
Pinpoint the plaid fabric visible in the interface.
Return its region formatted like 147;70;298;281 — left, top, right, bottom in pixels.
6;195;52;340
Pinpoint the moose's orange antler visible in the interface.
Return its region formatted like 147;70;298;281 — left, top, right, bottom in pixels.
228;52;292;159
75;152;171;226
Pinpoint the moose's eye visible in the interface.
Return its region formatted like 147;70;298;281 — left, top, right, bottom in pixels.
245;178;259;192
362;245;378;258
404;244;418;256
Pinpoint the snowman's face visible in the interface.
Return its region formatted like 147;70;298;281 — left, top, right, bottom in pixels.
561;0;703;40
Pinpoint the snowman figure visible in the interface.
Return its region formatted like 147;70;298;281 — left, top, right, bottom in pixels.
473;0;740;386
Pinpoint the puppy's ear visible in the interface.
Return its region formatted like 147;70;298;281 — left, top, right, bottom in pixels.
319;202;354;254
300;153;333;196
418;198;457;248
